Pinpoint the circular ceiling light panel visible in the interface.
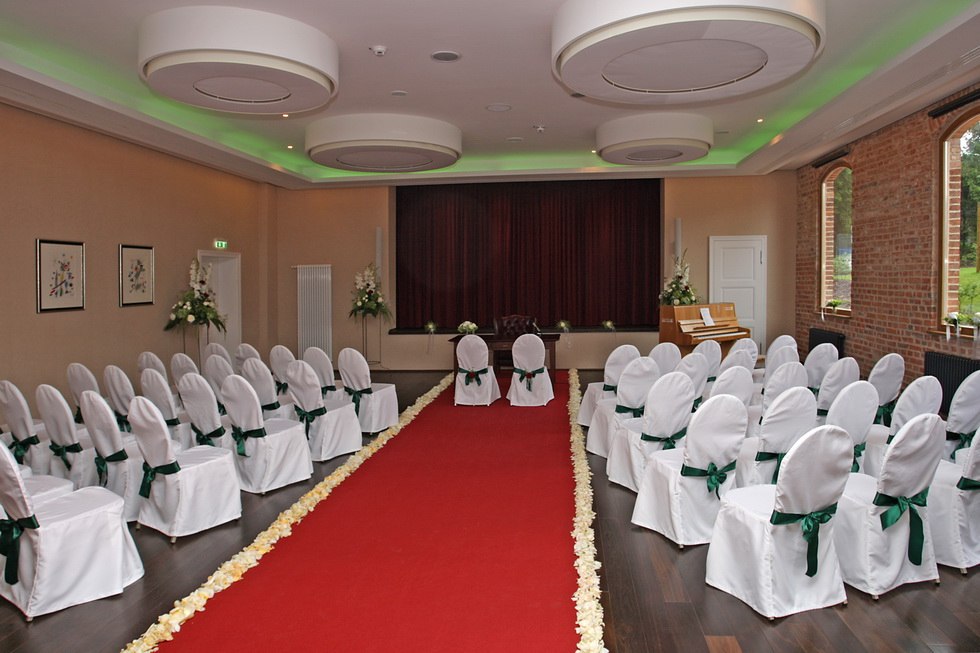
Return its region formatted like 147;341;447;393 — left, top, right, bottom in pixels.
138;6;339;114
596;113;713;164
306;114;462;172
552;0;825;105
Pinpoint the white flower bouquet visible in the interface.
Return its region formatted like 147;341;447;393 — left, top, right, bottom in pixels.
659;251;699;306
457;320;478;334
349;263;391;320
164;259;226;332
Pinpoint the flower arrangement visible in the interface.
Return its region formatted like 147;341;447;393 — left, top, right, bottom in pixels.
944;312;961;328
457;320;478;335
164;259;226;332
424;321;438;334
349;263;391;321
556;319;572;333
659;251;699;306
601;320;615;332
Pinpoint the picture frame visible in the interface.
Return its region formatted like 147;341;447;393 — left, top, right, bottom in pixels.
119;244;155;306
36;239;85;312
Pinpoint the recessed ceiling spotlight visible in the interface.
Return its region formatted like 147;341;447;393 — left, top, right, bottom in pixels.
431;50;461;62
591;149;597;154
533;124;546;133
287;144;294;149
570;92;586;98
282;113;289;118
756;117;764;123
506;136;525;143
391;90;408;97
486;103;511;112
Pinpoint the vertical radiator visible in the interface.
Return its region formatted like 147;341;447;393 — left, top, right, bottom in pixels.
923;351;980;415
808;328;846;356
295;265;332;356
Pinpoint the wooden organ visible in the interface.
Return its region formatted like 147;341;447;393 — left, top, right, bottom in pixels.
658;302;751;354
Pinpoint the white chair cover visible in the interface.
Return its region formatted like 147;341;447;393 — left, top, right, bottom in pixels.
706;425;852;619
0;381;52;474
35;385;96;489
717;348;754;378
176;373;234;451
137;351;168;382
708;365;755;408
241;358;295;420
929;417;980;571
103;365;135;434
303;346;341;398
129;396;242;537
79;391;143;521
140;368;192;449
815;357;860;421
169;352;199;386
203;354;235;408
943;370;980;462
752;346;800;398
221;375;313;493
676;352;710;411
693;339;722;383
577;344;639;426
202;343;234;371
587;357;660;458
0;442;143;620
337;348;400;433
736;387;816;488
729;338;759;368
746;361;807;433
825;381;879;473
648;342;682;374
868;352;905;426
863;376;942;478
834;413;945;597
803;343;839;392
235;343;263;372
632;395;748;545
608;372;694;492
506;334;555;407
286;360;362;461
752;335;798;383
269;344;297;397
66;362;101;423
453;335;502;406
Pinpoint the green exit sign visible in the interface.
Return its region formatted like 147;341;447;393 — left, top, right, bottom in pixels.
214;240;228;249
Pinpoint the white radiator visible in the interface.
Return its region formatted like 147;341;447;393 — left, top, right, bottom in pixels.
295;265;332;356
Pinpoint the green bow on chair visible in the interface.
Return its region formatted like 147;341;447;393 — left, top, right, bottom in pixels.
8;434;40;465
320;384;337;397
602;383;617;393
873;488;929;565
947;429;975;459
770;503;838;577
49;441;83;472
875;399;897;427
755;450;787;483
113;410;132;433
191;424;226;447
0;514;39;585
345;387;373;415
164;417;181;427
275;380;289;396
614;404;643;418
460;368;488;386
231;426;267;457
294;406;326;437
261;400;281;412
641;427;687;450
680;460;736;498
851;442;866;473
139;460;181;498
94;448;129;486
514;367;545;392
957;475;980;490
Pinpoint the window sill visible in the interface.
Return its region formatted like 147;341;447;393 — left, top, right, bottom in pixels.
815;308;851;319
927;328;976;340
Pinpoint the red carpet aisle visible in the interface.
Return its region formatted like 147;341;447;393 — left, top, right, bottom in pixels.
128;372;593;652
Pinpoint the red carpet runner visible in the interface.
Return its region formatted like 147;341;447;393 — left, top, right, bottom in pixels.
157;374;578;652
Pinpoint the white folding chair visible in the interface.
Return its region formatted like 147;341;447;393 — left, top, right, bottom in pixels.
221;375;313;493
648;342;681;374
0;381;52;474
577;344;639;426
506;334;555;407
242;358;295;420
943;370;980;462
140;368;192;450
203;354;235;414
676;352;709;411
929;415;980;573
746;361;807;437
632;394;748;546
303;346;341;398
834;413;945;598
815;357;860;423
129;396;242;539
176;373;234;451
103;365;135;434
735;386;816;488
453;335;502;406
337;348;399;433
287;360;362;461
824;381;879;473
803;342;839;394
0;442;143;621
235;343;263;373
203;343;234;371
863;376;942;478
67;362;101;424
706;425;852;619
607;372;694;493
137;351;169;383
269;345;297;397
587;357;660;458
79;391;143;522
868;353;905;427
169;352;199;387
35;384;96;489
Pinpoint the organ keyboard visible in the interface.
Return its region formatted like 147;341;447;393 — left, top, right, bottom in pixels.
658;302;751;354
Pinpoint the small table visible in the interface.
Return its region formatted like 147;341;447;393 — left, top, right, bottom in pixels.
450;333;560;380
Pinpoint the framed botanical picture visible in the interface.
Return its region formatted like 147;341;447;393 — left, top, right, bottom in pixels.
36;239;85;312
119;244;154;306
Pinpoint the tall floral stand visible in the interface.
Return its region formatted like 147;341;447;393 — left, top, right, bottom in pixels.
360;316;381;365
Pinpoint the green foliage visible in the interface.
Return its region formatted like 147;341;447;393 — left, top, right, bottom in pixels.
833;254;851;278
960;123;980;266
833;167;853;236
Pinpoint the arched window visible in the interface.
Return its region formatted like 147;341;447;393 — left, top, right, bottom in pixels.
820;166;852;311
941;113;980;328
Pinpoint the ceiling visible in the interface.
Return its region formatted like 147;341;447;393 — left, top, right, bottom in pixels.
1;1;979;189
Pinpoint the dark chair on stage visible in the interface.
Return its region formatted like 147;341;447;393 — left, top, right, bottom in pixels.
493;315;539;368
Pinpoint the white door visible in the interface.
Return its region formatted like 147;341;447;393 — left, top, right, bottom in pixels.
197;250;242;355
709;236;766;351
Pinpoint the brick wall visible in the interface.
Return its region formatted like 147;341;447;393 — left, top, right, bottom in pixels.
796;83;980;381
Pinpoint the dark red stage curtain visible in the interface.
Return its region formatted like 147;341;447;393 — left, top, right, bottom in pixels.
395;179;661;329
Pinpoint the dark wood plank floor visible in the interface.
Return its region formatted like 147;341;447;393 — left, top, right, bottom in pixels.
2;370;978;652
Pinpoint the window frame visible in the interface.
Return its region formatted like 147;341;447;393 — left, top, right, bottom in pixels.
818;164;853;316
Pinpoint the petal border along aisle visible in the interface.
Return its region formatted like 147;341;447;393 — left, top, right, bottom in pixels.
122;370;605;653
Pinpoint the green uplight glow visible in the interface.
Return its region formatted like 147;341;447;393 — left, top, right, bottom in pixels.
0;0;975;182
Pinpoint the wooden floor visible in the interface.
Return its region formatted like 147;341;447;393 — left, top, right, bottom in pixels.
2;370;978;652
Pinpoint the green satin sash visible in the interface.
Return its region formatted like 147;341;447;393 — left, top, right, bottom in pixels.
460;368;488;386
294;406;327;437
680;460;736;498
191;423;226;447
139;460;181;498
345;387;373;415
614;405;643;418
873;488;929;565
49;441;83;472
641;427;687;450
94;448;129;486
231;426;267;456
755;450;786;483
514;367;545;392
770;503;838;577
8;434;40;465
0;514;39;584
